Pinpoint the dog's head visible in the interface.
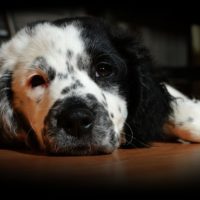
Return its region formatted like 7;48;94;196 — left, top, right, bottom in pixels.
0;17;171;155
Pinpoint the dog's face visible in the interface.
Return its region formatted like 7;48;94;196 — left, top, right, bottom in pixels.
0;17;172;155
0;17;129;155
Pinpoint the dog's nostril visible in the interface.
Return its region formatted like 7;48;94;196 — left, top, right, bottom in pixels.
64;121;73;130
80;117;93;129
58;108;93;137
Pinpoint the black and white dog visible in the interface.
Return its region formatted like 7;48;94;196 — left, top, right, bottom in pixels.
0;16;200;155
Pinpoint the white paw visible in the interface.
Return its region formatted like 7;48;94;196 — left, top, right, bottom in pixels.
166;84;200;142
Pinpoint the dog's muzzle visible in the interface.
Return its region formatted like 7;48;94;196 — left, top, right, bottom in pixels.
42;96;117;155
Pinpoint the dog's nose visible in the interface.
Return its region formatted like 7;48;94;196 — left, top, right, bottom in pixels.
58;108;94;137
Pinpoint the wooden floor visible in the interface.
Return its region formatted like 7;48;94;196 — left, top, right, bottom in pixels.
1;142;200;196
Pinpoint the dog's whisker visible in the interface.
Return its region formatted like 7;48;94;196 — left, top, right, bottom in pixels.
124;122;149;147
124;122;134;145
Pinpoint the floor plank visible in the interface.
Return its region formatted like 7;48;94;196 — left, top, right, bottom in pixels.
1;142;200;196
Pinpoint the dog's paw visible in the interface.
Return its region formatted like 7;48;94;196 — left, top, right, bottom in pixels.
166;84;200;142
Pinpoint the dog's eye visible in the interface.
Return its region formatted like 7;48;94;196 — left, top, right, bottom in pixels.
29;75;47;88
95;63;113;78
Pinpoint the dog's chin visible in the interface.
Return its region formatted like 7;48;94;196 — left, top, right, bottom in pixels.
42;135;117;156
41;125;119;155
44;143;116;156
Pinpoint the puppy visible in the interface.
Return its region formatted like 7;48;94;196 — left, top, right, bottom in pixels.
0;16;200;155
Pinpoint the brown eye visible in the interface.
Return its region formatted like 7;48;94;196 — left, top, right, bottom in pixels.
95;63;113;78
29;75;47;88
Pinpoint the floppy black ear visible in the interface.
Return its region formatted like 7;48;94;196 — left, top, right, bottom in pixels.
108;24;172;147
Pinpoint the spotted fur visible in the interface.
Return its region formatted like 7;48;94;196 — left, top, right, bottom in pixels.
0;16;200;155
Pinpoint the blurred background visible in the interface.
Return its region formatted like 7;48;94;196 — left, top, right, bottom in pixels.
1;3;200;98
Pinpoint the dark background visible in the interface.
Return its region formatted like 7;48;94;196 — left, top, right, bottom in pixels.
1;3;200;99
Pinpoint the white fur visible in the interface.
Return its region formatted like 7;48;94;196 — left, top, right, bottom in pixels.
166;84;200;142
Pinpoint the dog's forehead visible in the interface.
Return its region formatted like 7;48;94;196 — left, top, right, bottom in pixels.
0;19;114;75
32;23;84;53
22;19;110;60
25;23;87;68
42;23;88;71
0;22;89;73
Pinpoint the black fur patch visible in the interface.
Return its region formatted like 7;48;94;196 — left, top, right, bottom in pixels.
102;93;106;101
61;87;71;95
67;50;73;59
66;62;74;73
61;80;84;95
57;73;68;80
32;56;56;81
77;54;88;71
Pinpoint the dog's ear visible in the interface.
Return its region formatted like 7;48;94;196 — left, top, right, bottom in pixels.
0;40;43;149
0;70;17;145
108;24;172;147
0;44;19;146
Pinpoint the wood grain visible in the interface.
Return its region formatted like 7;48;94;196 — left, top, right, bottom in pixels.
1;142;200;196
